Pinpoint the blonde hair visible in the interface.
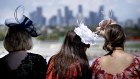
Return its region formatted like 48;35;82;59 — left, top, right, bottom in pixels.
4;28;33;52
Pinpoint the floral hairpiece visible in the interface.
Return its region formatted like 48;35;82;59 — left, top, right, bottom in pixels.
74;21;98;45
99;10;117;28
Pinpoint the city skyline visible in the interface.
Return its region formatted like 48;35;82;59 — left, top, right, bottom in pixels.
29;5;118;26
0;0;140;25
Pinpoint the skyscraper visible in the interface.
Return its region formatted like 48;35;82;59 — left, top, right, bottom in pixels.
30;7;46;27
78;5;83;14
57;9;63;26
111;10;118;22
49;15;57;26
64;6;69;26
64;6;74;26
97;5;104;23
137;18;140;27
125;19;134;27
89;11;97;26
76;4;84;25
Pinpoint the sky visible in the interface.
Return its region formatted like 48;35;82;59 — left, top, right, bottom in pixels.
0;0;140;25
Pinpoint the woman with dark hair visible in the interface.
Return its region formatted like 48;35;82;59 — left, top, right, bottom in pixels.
0;14;47;79
46;23;96;79
91;19;140;79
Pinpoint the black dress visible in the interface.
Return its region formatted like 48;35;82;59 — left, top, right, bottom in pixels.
0;52;47;79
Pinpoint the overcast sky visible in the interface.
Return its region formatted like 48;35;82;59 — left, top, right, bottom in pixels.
0;0;140;24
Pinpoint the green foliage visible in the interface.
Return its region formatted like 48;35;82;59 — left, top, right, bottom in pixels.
124;27;140;40
1;25;140;41
37;35;47;41
0;25;8;40
0;32;4;41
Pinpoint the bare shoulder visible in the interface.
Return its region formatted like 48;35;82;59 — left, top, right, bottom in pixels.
99;55;111;62
123;52;134;61
98;55;111;66
99;53;134;66
98;53;136;74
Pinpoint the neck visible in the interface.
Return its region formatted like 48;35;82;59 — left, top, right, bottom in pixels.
10;50;26;53
111;47;124;56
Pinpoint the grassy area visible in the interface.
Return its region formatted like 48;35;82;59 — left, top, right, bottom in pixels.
0;25;140;41
125;42;140;48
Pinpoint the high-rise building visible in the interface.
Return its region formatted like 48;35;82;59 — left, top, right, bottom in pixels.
137;18;140;27
49;15;57;26
89;11;97;26
64;6;74;26
76;4;84;22
125;19;134;27
64;6;69;26
97;5;104;23
30;7;46;27
85;17;90;26
57;9;63;26
111;10;118;22
78;5;83;14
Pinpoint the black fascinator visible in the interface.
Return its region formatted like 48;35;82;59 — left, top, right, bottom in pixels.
5;5;39;37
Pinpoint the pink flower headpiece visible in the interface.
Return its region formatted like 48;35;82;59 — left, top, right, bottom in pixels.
99;10;117;29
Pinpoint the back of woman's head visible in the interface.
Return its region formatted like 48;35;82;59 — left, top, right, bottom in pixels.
52;30;90;78
4;28;32;52
103;24;126;55
61;30;89;57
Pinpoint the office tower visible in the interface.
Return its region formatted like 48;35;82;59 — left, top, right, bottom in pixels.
97;5;104;23
30;7;46;26
64;6;74;26
89;11;97;26
125;19;134;27
49;15;57;26
57;9;63;26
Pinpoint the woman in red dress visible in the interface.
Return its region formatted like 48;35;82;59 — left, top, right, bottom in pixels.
90;19;140;79
46;30;92;79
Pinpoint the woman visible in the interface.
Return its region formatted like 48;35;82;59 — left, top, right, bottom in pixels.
91;19;140;79
46;22;95;79
0;15;47;79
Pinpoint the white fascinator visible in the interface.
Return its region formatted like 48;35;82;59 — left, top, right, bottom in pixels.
74;21;98;45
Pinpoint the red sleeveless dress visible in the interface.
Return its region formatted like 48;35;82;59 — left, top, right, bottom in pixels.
90;55;140;79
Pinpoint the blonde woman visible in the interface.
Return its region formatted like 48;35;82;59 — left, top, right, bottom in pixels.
0;15;47;79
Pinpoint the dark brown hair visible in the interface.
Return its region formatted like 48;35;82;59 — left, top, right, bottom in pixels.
103;24;126;55
48;30;90;78
4;28;32;52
